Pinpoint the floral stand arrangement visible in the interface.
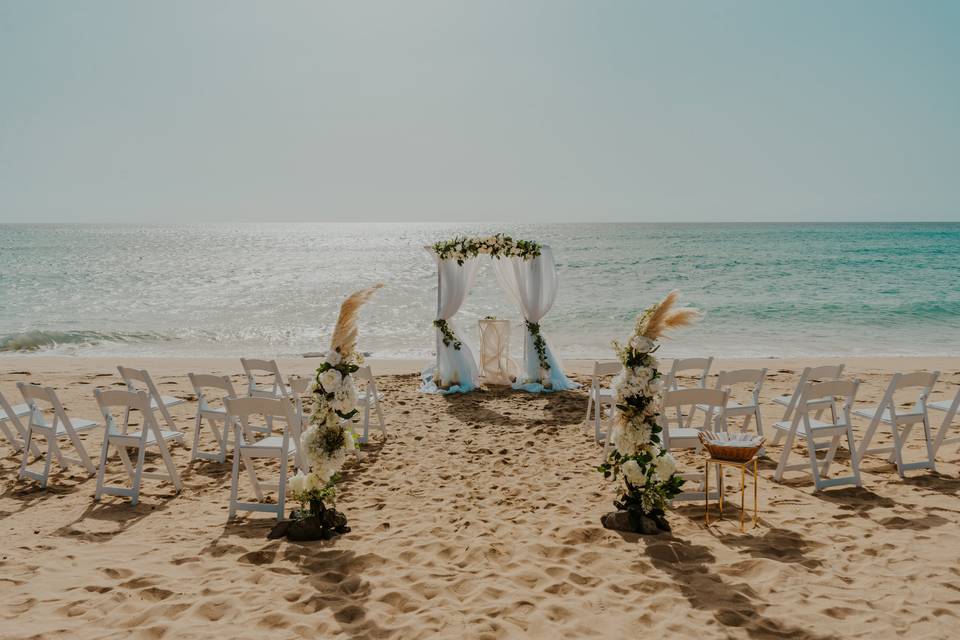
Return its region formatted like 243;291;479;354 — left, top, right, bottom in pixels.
598;291;700;535
269;284;382;542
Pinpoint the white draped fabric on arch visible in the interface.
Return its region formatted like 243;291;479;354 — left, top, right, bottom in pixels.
420;237;579;395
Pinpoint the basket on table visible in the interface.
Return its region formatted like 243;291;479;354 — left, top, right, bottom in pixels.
698;431;765;462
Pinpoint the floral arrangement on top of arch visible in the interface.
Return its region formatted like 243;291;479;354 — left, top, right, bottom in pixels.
432;233;542;265
598;290;700;535
273;284;382;541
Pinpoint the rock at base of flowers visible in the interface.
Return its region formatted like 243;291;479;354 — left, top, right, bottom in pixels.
267;503;351;541
600;510;670;535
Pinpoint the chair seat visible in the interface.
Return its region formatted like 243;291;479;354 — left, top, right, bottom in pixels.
772;418;849;435
243;435;297;452
853;407;924;424
0;403;30;420
116;429;183;445
357;391;384;403
773;394;834;408
42;418;99;436
696;400;755;412
668;427;701;444
929;399;956;412
152;395;185;409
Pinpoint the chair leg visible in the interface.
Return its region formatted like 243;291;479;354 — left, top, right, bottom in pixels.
156;436;182;491
846;428;862;487
242;452;264;500
774;428;796;482
922;415;937;473
228;436;241;520
585;392;594;423
822;435;841;477
808;438;823;491
131;445;147;506
94;435;111;501
374;397;386;435
888;422;906;479
362;403;371;444
191;413;202;462
17;427;34;483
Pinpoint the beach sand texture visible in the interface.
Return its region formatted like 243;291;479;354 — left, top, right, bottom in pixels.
1;356;959;639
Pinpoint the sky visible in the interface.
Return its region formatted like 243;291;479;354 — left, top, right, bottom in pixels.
0;0;958;223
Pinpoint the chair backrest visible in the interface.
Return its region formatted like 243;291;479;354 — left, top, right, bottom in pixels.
796;379;859;431
224;395;300;445
188;373;236;412
715;368;767;405
240;358;288;399
665;357;713;391
17;383;72;431
592;361;621;382
660;387;728;448
0;389;28;446
95;388;157;437
781;364;846;419
117;366;165;402
877;371;939;415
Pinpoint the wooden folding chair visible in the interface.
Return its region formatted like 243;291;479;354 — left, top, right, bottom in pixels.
354;366;385;444
854;371;940;477
117;366;185;433
930;388;960;458
188;373;238;462
663;357;714;427
94;389;183;505
771;364;845;444
585;361;621;443
699;368;767;439
0;389;39;456
225;396;304;521
772;379;862;490
660;387;728;502
17;383;98;488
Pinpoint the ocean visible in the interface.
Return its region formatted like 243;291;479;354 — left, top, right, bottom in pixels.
1;223;958;360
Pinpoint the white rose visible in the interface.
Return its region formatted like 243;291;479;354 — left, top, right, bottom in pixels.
288;471;308;495
325;349;342;366
620;459;646;486
331;390;352;413
653;453;677;482
318;368;342;393
304;471;324;492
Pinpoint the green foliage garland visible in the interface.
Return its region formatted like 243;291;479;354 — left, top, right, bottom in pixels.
433;319;462;350
524;320;551;372
432;234;542;265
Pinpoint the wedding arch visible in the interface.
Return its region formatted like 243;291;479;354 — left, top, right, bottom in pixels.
420;234;579;394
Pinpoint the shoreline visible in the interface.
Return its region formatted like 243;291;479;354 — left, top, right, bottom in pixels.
1;354;956;379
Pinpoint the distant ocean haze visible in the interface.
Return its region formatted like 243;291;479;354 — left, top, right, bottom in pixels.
0;223;958;359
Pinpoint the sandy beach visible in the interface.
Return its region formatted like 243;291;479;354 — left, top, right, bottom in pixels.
1;355;958;639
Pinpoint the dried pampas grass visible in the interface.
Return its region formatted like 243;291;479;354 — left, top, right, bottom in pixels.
331;284;384;354
640;290;701;341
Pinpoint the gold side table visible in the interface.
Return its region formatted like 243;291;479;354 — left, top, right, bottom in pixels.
704;456;759;532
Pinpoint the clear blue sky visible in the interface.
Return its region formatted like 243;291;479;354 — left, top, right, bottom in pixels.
1;0;957;223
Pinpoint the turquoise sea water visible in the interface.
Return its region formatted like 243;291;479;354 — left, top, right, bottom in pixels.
0;223;957;359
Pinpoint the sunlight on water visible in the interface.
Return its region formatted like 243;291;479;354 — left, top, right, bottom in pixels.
1;223;958;359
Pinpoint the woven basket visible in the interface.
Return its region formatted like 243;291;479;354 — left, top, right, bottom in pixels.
698;431;764;462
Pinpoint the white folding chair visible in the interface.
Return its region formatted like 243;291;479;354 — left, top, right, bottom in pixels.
355;366;386;443
117;366;185;433
854;371;940;477
225;396;304;521
772;379;862;490
188;373;238;462
585;361;621;443
771;365;845;444
930;388;960;457
699;368;767;441
94;389;183;505
17;383;98;488
240;358;292;433
663;357;713;427
660;388;728;502
0;389;39;456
